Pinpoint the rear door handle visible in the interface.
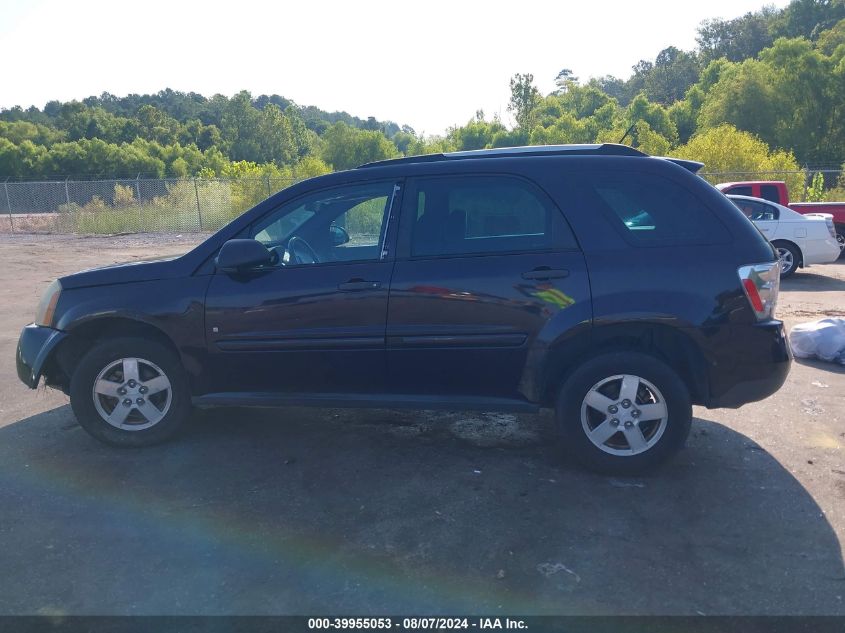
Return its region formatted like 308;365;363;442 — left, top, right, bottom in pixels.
522;268;569;280
338;279;382;291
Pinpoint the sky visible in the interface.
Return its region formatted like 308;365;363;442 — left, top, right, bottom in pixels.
0;0;792;135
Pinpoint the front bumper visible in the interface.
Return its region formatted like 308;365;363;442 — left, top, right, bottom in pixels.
16;324;67;389
707;320;792;409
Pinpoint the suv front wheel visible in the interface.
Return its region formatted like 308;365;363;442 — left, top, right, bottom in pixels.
69;337;192;446
557;351;692;474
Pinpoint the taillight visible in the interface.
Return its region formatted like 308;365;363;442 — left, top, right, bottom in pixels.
738;263;780;321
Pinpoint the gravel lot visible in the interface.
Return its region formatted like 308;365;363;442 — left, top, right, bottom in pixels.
0;233;843;615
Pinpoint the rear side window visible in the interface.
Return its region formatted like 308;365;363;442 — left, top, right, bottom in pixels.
732;198;779;221
410;175;577;257
585;172;729;246
760;184;780;203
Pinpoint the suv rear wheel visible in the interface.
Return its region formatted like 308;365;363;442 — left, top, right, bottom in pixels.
557;351;692;474
69;336;191;446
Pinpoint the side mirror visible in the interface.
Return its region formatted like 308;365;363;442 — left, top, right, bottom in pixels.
215;239;273;273
329;224;350;246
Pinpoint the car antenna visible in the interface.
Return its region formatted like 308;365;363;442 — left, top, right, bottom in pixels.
618;123;636;145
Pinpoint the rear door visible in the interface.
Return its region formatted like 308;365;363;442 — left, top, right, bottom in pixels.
385;174;592;400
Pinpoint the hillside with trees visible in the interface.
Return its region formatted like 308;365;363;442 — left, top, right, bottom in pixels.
1;0;843;193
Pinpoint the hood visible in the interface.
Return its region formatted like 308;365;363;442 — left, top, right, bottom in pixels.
59;255;191;289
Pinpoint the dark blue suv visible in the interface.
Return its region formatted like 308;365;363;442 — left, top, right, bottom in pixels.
16;144;791;473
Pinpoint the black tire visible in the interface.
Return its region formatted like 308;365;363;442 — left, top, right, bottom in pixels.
69;336;191;447
836;227;845;259
556;351;692;475
773;241;800;278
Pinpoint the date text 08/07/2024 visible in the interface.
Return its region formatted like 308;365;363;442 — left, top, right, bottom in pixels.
307;617;528;629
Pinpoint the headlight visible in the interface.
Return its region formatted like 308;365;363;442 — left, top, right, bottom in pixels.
35;280;62;328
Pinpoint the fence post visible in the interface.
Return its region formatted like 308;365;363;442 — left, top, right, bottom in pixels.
193;177;204;231
57;177;70;232
265;174;272;198
4;179;12;233
802;166;811;202
134;173;141;202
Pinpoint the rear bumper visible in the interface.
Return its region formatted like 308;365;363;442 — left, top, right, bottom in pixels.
802;238;841;266
707;320;791;409
16;324;66;389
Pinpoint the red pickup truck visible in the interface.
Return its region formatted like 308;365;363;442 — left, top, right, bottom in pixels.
716;181;845;255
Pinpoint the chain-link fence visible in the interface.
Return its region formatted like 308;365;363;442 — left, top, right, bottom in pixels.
1;169;843;235
0;176;300;234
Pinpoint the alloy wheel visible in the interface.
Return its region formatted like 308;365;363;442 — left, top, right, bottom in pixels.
92;357;172;430
580;374;669;456
776;247;795;274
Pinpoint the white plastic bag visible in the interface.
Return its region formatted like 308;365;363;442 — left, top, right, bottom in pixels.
789;318;845;365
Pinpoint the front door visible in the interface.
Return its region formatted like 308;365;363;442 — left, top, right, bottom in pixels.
204;180;400;395
386;174;592;400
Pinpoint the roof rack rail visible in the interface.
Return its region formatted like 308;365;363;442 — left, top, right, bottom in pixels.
358;143;647;168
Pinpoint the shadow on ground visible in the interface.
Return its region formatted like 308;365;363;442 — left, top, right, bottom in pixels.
794;357;845;374
781;259;845;292
0;405;842;615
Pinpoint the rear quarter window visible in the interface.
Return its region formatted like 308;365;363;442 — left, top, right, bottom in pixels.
760;184;780;203
584;172;730;247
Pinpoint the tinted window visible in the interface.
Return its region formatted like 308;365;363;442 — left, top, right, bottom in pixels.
410;176;576;257
586;173;729;246
732;198;779;221
760;184;780;203
727;185;753;196
251;182;395;266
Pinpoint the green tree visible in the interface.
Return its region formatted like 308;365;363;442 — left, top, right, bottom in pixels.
770;0;845;40
643;47;701;104
554;68;579;94
671;124;803;193
257;103;296;164
320;122;398;170
508;73;541;130
221;91;262;162
699;37;844;165
697;9;778;62
806;171;827;201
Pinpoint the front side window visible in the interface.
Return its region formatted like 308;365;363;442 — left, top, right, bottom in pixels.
586;173;730;246
251;182;395;266
410;175;576;257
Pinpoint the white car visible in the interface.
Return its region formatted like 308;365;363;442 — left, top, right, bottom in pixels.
728;194;840;278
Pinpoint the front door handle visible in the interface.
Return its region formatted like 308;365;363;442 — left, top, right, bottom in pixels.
338;279;382;291
522;267;569;280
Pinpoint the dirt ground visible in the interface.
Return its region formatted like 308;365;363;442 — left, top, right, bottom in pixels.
0;233;843;615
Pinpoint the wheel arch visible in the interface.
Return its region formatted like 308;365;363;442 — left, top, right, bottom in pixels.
770;238;803;267
535;322;710;408
45;317;180;393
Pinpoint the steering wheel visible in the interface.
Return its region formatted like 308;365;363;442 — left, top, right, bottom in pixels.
287;236;320;265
